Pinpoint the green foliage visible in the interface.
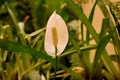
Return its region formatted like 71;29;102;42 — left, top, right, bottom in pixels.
0;0;120;80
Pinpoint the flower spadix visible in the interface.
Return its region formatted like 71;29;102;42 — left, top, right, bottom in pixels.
44;11;69;57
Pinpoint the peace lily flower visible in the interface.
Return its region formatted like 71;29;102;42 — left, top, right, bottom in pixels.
44;11;69;57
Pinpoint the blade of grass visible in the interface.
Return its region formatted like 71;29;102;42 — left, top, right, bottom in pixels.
0;39;85;80
69;32;91;71
60;44;97;57
65;0;120;79
99;18;109;38
5;3;26;45
93;34;112;70
98;0;120;62
85;0;98;75
65;0;99;42
89;0;98;22
5;2;30;69
98;0;120;74
87;0;98;42
102;69;114;80
91;18;110;79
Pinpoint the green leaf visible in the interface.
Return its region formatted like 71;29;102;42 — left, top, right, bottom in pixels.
65;0;120;79
93;34;112;68
98;0;120;61
102;69;114;80
69;32;83;67
0;39;85;80
86;0;98;45
65;0;99;42
89;0;98;22
99;18;109;38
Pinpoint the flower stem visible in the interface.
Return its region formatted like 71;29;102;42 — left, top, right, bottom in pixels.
54;47;58;80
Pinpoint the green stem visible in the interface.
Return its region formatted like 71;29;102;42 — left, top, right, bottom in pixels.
54;47;58;80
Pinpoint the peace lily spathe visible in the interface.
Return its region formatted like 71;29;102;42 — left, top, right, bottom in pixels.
44;11;69;57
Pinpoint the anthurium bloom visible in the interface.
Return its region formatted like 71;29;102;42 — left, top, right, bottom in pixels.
44;11;69;57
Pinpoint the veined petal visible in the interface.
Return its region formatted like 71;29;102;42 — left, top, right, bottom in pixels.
44;11;69;57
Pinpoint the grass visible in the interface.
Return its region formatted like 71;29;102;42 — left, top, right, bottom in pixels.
0;0;120;80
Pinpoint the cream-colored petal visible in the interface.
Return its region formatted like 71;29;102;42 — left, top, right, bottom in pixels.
44;11;68;57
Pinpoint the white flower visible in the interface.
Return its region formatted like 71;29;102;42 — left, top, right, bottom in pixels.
44;11;69;57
